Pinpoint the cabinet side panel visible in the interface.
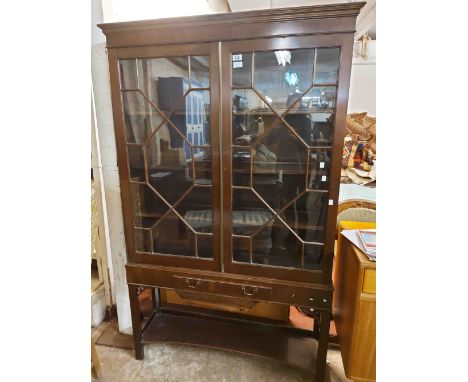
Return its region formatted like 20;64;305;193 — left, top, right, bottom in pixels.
333;237;361;375
351;297;376;381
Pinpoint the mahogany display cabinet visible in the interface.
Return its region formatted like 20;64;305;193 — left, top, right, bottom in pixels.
99;3;365;381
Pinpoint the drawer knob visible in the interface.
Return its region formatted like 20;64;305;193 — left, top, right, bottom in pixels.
242;286;258;296
185;279;201;288
309;297;314;302
323;298;328;303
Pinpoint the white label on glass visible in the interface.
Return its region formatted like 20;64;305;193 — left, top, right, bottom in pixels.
329;199;334;205
319;161;325;169
233;61;243;68
321;175;327;182
232;54;243;61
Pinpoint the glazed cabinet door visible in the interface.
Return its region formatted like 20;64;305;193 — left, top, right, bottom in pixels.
107;43;221;271
221;35;353;283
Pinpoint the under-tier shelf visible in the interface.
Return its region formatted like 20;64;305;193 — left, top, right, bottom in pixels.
142;306;321;375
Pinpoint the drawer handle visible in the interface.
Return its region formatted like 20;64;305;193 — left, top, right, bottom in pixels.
242;286;258;296
185;279;201;289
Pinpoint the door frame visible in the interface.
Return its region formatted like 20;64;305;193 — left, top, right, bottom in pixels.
107;42;222;271
220;34;354;284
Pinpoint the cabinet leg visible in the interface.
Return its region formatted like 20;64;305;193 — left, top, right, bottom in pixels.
314;310;331;382
128;284;144;360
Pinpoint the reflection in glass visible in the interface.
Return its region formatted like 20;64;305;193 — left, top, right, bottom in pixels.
282;192;328;244
178;187;213;233
304;244;324;270
253;49;314;113
308;150;331;190
130;183;168;229
119;55;213;259
232;52;253;88
233;236;250;263
229;46;337;270
232;189;273;235
251;217;302;268
135;228;152;253
197;234;213;258
190;146;212;185
153;211;196;257
142;56;189;114
314;48;340;85
252;131;307;212
282;86;336;146
127;144;146;182
122;91;166;144
232;147;251;187
120;59;138;90
190;56;210;88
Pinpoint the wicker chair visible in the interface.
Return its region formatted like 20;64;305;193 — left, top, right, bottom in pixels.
337;198;376;227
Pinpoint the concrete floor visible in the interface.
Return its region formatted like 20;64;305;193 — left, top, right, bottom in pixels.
93;322;352;382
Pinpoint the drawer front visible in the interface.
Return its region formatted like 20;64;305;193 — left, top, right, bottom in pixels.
362;269;376;294
172;276;272;300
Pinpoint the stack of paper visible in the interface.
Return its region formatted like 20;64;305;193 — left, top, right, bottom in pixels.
341;229;376;261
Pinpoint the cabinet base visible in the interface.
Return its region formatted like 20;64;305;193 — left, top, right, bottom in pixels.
140;306;325;376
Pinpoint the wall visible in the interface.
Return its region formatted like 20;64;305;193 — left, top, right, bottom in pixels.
348;41;376;117
92;0;133;334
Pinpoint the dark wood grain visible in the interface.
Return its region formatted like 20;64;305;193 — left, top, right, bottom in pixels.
98;3;365;48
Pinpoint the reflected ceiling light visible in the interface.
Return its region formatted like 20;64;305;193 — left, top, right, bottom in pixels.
285;71;299;86
274;50;291;66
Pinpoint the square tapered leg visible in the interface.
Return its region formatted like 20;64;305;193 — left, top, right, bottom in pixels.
128;284;144;360
314;310;331;382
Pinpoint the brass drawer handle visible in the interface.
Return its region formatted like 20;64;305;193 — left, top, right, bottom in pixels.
242;286;258;296
185;279;201;289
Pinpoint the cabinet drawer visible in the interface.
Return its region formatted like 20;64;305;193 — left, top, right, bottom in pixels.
362;269;376;294
172;276;272;300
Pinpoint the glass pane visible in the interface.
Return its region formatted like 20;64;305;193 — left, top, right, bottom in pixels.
308;86;336;111
282;192;328;244
232;189;273;236
153;211;196;257
232;147;251;187
130;183;169;229
190;56;210;88
252;217;301;268
122;91;166;144
127;144;146;182
120;59;138;90
185;90;211;147
232;52;252;88
146;146;192;205
308;149;332;190
144;91;209;205
190;146;212;185
197;234;213;258
304;244;324;270
121;55;214;261
314;48;340;85
232;88;279;146
233;236;250;263
253;49;314;113
138;57;189;115
281;86;336;147
252;120;308;212
135;228;152;253
177;187;213;233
